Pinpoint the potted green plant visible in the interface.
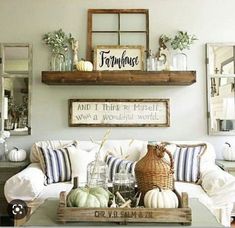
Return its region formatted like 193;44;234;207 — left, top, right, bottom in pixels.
42;29;75;71
160;31;197;70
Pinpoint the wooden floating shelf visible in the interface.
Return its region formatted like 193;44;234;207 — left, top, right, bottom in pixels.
41;70;196;86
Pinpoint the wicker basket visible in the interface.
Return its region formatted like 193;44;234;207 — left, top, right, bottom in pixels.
135;144;174;196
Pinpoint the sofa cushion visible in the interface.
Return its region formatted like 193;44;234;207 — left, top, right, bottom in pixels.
68;146;97;185
173;143;207;183
161;141;216;174
105;154;136;182
38;145;74;184
30;140;77;163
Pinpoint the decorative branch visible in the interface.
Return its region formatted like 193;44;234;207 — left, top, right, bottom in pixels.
88;129;111;187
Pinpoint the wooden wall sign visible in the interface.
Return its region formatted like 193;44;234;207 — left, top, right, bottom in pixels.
94;45;144;71
68;99;170;127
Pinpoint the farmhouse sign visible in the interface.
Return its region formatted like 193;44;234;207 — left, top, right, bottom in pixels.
69;99;170;127
94;45;144;71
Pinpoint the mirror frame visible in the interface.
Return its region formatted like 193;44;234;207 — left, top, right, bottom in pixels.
0;43;32;135
206;43;235;136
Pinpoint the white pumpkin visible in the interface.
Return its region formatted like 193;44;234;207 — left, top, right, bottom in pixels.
144;187;179;208
223;142;235;161
76;60;93;71
8;147;27;162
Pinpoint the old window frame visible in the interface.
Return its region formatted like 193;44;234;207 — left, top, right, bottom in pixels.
86;9;149;62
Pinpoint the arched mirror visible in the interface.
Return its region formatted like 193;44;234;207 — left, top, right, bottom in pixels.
206;43;235;135
0;43;32;135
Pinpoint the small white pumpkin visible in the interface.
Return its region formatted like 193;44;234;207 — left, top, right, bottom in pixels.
144;187;179;208
76;60;93;71
8;147;27;162
223;142;235;161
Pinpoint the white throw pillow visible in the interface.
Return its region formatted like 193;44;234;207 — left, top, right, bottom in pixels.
68;146;97;185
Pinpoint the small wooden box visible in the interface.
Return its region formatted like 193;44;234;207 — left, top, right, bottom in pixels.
57;191;192;225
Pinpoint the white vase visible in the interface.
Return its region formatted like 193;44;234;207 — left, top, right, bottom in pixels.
172;51;187;71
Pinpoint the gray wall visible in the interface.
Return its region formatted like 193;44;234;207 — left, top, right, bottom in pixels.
1;0;235;158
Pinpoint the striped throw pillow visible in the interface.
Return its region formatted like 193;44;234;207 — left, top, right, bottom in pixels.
105;154;136;182
173;144;207;183
39;146;73;184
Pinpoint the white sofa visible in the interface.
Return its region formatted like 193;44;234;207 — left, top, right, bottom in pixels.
4;139;235;227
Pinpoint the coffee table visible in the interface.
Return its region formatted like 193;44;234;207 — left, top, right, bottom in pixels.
24;198;222;227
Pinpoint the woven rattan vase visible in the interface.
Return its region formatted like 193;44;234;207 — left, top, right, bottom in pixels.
135;144;174;196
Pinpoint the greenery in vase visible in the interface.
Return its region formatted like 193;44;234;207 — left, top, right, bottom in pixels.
42;29;75;53
161;31;197;51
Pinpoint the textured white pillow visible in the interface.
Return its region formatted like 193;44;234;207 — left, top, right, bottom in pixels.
68;146;97;185
4;163;45;202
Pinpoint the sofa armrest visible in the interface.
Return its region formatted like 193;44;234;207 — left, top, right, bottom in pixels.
4;163;45;202
201;166;235;206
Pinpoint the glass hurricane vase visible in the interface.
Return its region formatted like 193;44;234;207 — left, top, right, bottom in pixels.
50;52;66;71
113;164;135;205
87;159;108;188
172;51;187;71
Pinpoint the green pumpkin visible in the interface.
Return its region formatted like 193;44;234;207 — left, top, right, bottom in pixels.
67;187;110;208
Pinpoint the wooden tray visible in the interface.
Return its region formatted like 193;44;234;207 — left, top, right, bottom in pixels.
57;190;192;225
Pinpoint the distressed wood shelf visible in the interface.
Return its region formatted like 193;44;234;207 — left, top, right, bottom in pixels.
41;70;196;86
